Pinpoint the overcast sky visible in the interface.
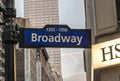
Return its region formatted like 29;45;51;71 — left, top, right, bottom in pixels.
59;0;86;81
59;0;85;29
61;48;86;81
15;0;24;17
15;0;86;81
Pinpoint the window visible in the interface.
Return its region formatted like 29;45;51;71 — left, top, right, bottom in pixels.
55;51;59;54
51;55;54;57
51;58;54;61
116;0;120;28
55;55;59;57
56;57;59;60
56;61;59;64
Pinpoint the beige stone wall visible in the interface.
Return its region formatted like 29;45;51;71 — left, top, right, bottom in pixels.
85;0;120;81
16;49;24;81
94;0;117;36
100;66;120;81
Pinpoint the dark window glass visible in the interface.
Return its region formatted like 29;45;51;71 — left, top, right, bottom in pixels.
116;0;120;28
116;0;120;21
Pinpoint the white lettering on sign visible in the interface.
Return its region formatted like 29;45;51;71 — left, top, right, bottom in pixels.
31;33;83;45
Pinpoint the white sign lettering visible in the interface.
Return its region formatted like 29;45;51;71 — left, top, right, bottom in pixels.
31;33;83;45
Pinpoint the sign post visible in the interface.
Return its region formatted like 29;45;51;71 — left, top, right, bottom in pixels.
19;25;91;48
1;0;18;81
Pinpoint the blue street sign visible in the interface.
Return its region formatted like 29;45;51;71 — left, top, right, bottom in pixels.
19;25;91;48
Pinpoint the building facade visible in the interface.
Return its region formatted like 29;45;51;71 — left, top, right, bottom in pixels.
15;17;62;81
16;49;37;81
15;18;37;81
84;0;120;81
16;45;63;81
0;0;62;81
24;0;59;28
36;48;63;81
46;48;61;75
24;0;62;75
